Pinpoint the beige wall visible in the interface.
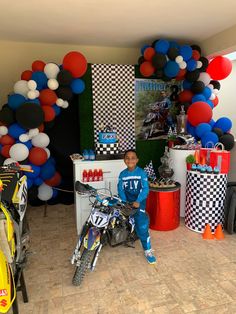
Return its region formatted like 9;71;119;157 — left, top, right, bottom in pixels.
0;40;139;105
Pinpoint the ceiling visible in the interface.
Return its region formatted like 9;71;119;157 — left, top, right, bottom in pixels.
0;0;236;48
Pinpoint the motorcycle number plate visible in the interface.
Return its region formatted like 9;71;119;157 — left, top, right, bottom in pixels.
91;212;109;228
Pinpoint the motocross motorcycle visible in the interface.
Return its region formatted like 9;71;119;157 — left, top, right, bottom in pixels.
71;181;137;286
0;163;31;313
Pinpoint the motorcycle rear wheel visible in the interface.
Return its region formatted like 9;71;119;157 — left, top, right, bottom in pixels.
72;248;93;286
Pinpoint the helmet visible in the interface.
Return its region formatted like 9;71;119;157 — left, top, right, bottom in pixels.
0;250;16;313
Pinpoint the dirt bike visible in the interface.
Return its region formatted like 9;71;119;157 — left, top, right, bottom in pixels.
0;163;32;314
71;181;137;286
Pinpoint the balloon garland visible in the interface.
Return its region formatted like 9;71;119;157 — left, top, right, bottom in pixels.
138;39;234;150
0;51;87;201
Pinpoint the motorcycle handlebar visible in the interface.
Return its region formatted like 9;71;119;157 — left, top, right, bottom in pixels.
0;163;34;173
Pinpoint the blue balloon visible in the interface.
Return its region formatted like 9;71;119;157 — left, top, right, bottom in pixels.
154;39;170;54
186;59;197;71
47;157;56;165
25;164;41;179
141;44;150;55
71;79;85;94
201;131;219;147
26;178;33;189
206;100;214;109
16;139;32;150
214;117;232;133
209;119;215;127
40;162;56;180
8;94;26;110
164;61;180;78
169;41;179;49
52;188;58;198
31;71;48;90
179;45;193;61
187;122;197;138
196;123;212;138
8;123;26;139
26;98;40;105
183;80;192;90
53;104;61;116
192;94;206;103
0;144;2;151
202;87;211;100
33;177;43;186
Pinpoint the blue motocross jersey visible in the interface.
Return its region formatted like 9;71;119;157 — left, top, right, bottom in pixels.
117;166;149;210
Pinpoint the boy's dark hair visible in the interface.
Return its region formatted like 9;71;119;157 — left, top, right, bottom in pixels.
124;149;138;158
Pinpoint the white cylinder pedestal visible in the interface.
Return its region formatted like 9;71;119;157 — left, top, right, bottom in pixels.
169;148;196;217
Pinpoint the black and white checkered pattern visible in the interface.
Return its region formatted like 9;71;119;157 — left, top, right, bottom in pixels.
185;171;227;233
144;160;157;181
91;64;135;152
96;143;119;155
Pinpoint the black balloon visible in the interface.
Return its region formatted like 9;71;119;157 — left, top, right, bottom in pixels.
16;103;44;129
152;53;167;69
151;39;159;48
210;80;221;90
55;86;73;101
212;127;223;137
199;57;209;72
186;70;200;82
0;105;15;125
219;133;235;151
138;56;145;65
44;120;55;131
167;47;179;60
57;69;73;86
155;69;164;79
191;45;201;54
191;81;205;94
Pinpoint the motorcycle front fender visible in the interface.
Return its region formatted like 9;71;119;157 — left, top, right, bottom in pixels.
84;227;101;251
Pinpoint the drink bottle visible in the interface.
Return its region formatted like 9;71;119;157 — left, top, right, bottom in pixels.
82;169;88;182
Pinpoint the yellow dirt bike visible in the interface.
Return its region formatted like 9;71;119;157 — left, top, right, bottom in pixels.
0;163;32;314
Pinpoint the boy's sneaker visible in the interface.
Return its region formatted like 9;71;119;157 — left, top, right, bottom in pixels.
144;249;156;264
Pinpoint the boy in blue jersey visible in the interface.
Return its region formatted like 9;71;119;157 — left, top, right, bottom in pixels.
118;149;156;264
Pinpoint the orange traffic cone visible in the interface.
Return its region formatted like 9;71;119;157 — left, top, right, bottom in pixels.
202;224;214;240
214;224;224;240
194;150;200;164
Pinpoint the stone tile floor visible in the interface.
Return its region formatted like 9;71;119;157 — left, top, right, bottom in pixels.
14;204;236;314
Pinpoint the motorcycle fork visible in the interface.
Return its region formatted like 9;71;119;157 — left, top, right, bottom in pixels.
90;228;107;271
71;223;90;264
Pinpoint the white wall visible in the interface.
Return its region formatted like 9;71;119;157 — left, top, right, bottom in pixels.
212;60;236;136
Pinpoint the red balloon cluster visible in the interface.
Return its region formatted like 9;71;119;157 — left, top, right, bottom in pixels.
39;89;57;106
187;102;213;126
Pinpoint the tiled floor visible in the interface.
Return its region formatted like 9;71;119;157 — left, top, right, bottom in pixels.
16;204;236;314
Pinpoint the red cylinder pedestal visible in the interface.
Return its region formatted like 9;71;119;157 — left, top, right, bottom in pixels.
146;183;181;231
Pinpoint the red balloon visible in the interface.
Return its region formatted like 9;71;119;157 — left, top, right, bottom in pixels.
62;51;87;78
144;47;155;61
176;69;186;81
140;62;155;77
0;135;15;146
39;89;57;106
32;60;46;72
212;95;219;107
192;50;200;61
178;90;193;103
1;145;12;158
38;123;45;132
21;70;33;81
45;172;62;187
187;101;213;127
42;106;56;122
206;56;232;80
29;147;47;166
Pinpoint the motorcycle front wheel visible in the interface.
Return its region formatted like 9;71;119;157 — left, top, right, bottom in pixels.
72;248;93;286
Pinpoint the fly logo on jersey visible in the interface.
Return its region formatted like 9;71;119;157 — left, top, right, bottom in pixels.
122;176;141;191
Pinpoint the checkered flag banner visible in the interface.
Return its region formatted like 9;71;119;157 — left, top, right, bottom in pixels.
144;160;156;181
185;171;227;233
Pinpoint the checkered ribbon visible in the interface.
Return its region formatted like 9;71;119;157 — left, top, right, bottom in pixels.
144;160;157;181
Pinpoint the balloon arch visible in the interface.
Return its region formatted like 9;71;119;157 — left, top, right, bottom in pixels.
0;39;234;201
138;39;234;150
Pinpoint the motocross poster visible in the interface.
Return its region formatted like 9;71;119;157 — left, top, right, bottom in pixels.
135;78;182;140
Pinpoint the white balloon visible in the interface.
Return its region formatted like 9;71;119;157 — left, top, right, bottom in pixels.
44;148;51;158
62;101;69;109
14;80;29;97
196;61;202;69
47;79;59;90
179;61;187;69
0;126;8;136
19;133;30;142
28;128;39;138
208;84;214;90
9;143;29;161
34;90;40;97
27;90;37;100
56;98;64;107
3;158;16;165
210;93;216;100
198;72;211;86
213;88;219;95
44;63;60;79
175;56;183;64
28;80;37;90
38;183;53;201
32;132;50;148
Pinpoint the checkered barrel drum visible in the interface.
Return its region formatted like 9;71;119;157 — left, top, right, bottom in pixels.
185;171;228;233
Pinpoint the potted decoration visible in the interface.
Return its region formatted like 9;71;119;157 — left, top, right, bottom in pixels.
185;154;195;170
